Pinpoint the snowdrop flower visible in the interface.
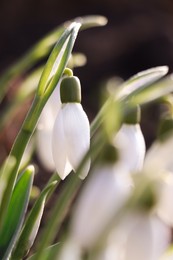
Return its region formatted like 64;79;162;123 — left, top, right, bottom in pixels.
96;213;170;260
113;106;146;173
160;248;173;260
52;76;90;180
155;172;173;227
144;135;173;173
69;108;146;250
122;213;170;260
36;80;62;171
70;144;133;250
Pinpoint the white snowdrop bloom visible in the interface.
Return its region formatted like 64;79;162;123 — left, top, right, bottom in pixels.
36;80;62;171
52;76;90;180
122;213;170;260
156;172;173;227
70;163;132;249
58;238;81;260
113;107;146;173
95;213;170;260
160;248;173;260
144;135;173;173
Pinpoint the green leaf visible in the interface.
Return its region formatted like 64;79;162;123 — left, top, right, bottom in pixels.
127;74;173;105
0;157;16;202
11;181;58;260
0;165;34;260
0;15;107;103
118;66;168;100
30;174;81;260
36;22;81;97
26;243;60;260
90;66;169;136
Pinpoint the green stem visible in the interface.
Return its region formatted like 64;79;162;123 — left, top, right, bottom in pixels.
32;174;81;260
0;96;43;229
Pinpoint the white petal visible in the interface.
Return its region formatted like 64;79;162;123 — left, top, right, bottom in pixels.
123;213;170;260
62;103;90;179
157;173;173;227
160;249;173;260
58;238;81;260
150;216;171;260
36;82;61;170
123;214;153;260
144;136;173;173
36;128;55;171
71;165;132;249
114;124;146;173
38;102;55;131
52;109;72;179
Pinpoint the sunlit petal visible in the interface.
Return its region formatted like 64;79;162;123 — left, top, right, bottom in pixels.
52;109;72;179
144;137;173;173
36;129;55;171
62;103;90;179
71;165;132;249
114;124;146;173
157;173;173;227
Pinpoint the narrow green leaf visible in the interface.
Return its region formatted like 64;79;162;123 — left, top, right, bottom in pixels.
0;165;34;260
127;74;173;105
26;243;60;260
118;66;168;100
90;66;169;136
11;181;58;260
0;157;16;199
31;174;81;260
0;14;107;103
36;22;81;97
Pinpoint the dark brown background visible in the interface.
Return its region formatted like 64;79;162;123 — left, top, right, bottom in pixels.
0;0;173;154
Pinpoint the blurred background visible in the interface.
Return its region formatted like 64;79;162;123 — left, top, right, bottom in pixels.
0;0;173;161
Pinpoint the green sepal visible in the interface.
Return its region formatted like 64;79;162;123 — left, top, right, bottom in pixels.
11;181;57;260
0;165;34;260
99;143;119;164
123;105;141;124
157;117;173;141
60;76;81;103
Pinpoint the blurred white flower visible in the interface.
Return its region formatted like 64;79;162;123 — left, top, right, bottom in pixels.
70;164;132;249
155;172;173;227
58;238;81;260
113;123;146;173
122;213;170;260
144;136;173;173
97;213;170;260
160;247;173;260
70;114;146;249
36;80;61;171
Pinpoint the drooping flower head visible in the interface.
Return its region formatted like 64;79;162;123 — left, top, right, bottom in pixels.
52;76;90;180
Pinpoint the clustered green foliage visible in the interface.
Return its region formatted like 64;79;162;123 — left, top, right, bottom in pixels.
0;15;173;260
